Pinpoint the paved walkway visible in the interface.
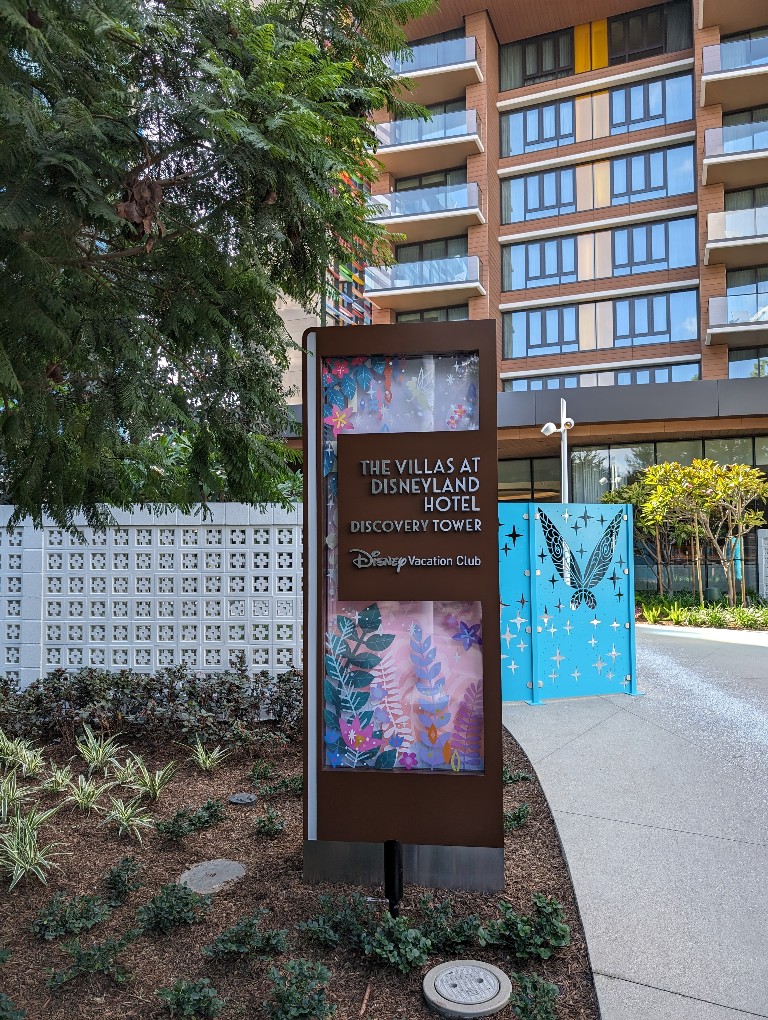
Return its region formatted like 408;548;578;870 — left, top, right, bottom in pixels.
503;627;768;1020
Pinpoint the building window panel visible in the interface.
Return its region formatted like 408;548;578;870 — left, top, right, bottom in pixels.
501;72;692;157
608;0;692;65
705;438;754;465
503;362;700;391
728;346;768;378
503;289;697;359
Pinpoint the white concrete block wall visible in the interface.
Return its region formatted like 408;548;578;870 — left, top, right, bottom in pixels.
0;505;303;688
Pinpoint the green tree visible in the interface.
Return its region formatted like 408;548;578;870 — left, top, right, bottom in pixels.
0;0;433;529
602;479;691;597
640;459;768;607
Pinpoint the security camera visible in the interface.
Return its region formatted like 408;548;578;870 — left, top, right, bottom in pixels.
563;417;575;430
540;422;557;437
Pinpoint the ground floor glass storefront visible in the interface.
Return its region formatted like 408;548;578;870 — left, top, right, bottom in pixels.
499;435;768;593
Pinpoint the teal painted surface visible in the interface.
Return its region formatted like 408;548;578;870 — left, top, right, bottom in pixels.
499;503;637;702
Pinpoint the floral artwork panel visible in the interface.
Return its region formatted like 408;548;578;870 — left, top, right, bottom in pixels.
322;353;485;772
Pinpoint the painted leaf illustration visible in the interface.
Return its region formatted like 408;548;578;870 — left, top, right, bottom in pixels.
373;652;414;749
450;681;483;771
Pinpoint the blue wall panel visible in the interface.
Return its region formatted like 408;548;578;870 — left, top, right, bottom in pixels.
499;503;637;703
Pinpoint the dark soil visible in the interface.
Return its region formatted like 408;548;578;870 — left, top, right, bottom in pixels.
0;731;599;1020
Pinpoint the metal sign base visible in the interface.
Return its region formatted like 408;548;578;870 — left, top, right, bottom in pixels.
303;839;504;893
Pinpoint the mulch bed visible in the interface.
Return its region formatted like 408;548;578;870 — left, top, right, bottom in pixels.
0;730;599;1020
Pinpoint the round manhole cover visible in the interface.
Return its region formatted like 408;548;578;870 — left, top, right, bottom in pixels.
423;961;511;1019
434;966;500;1005
229;792;258;805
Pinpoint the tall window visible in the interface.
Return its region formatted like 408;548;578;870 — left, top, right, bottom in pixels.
500;28;574;90
396;235;468;263
725;186;768;211
395;167;467;192
608;0;692;65
397;305;469;323
728;347;768;378
725;266;768;320
722;105;768;153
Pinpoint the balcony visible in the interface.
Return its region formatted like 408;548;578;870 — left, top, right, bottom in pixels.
387;37;482;106
364;255;485;311
701;38;768;110
707;293;768;346
705;207;768;268
699;0;766;35
702;122;768;187
368;183;484;244
373;110;483;178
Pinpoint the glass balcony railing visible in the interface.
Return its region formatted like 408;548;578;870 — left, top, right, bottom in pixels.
708;206;768;242
702;36;768;76
387;37;478;75
365;255;481;292
709;293;768;327
374;110;481;149
705;120;768;157
369;183;482;221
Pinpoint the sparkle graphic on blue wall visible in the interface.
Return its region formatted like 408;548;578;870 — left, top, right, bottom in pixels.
499;503;637;703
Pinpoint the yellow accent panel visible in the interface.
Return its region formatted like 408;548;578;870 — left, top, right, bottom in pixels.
593;162;611;209
574;23;592;74
591;20;608;70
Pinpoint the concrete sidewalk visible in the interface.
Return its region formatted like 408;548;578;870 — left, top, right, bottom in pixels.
503;628;768;1020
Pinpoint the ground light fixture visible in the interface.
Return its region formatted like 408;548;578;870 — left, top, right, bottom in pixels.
541;398;575;502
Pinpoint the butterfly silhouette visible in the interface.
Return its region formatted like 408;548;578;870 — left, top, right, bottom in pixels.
539;508;624;610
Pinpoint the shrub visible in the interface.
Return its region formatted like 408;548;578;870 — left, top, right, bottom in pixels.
259;775;304;798
45;936;133;989
155;800;226;841
0;994;25;1020
0;812;64;890
478;894;570;961
509;972;560;1020
75;725;125;775
503;768;533;785
251;760;275;784
417;896;479;953
666;601;687;626
360;913;432;973
32;891;111;941
136;884;210;935
202;910;288;960
128;756;177;801
64;775;114;812
642;605;664;624
101;797;154;842
0;661;302;748
103;856;142;906
156;978;225;1018
187;737;229;772
504;804;530;832
256;806;285;838
0;951;24;1020
0;772;30;824
264;960;335;1020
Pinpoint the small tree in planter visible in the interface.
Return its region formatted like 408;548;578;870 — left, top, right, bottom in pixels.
641;459;768;607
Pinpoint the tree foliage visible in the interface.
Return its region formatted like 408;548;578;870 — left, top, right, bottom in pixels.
638;459;768;606
0;0;433;528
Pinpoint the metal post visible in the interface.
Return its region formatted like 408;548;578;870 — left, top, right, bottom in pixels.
384;839;403;918
560;398;569;503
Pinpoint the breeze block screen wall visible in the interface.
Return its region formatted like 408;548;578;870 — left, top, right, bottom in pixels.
0;505;303;688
